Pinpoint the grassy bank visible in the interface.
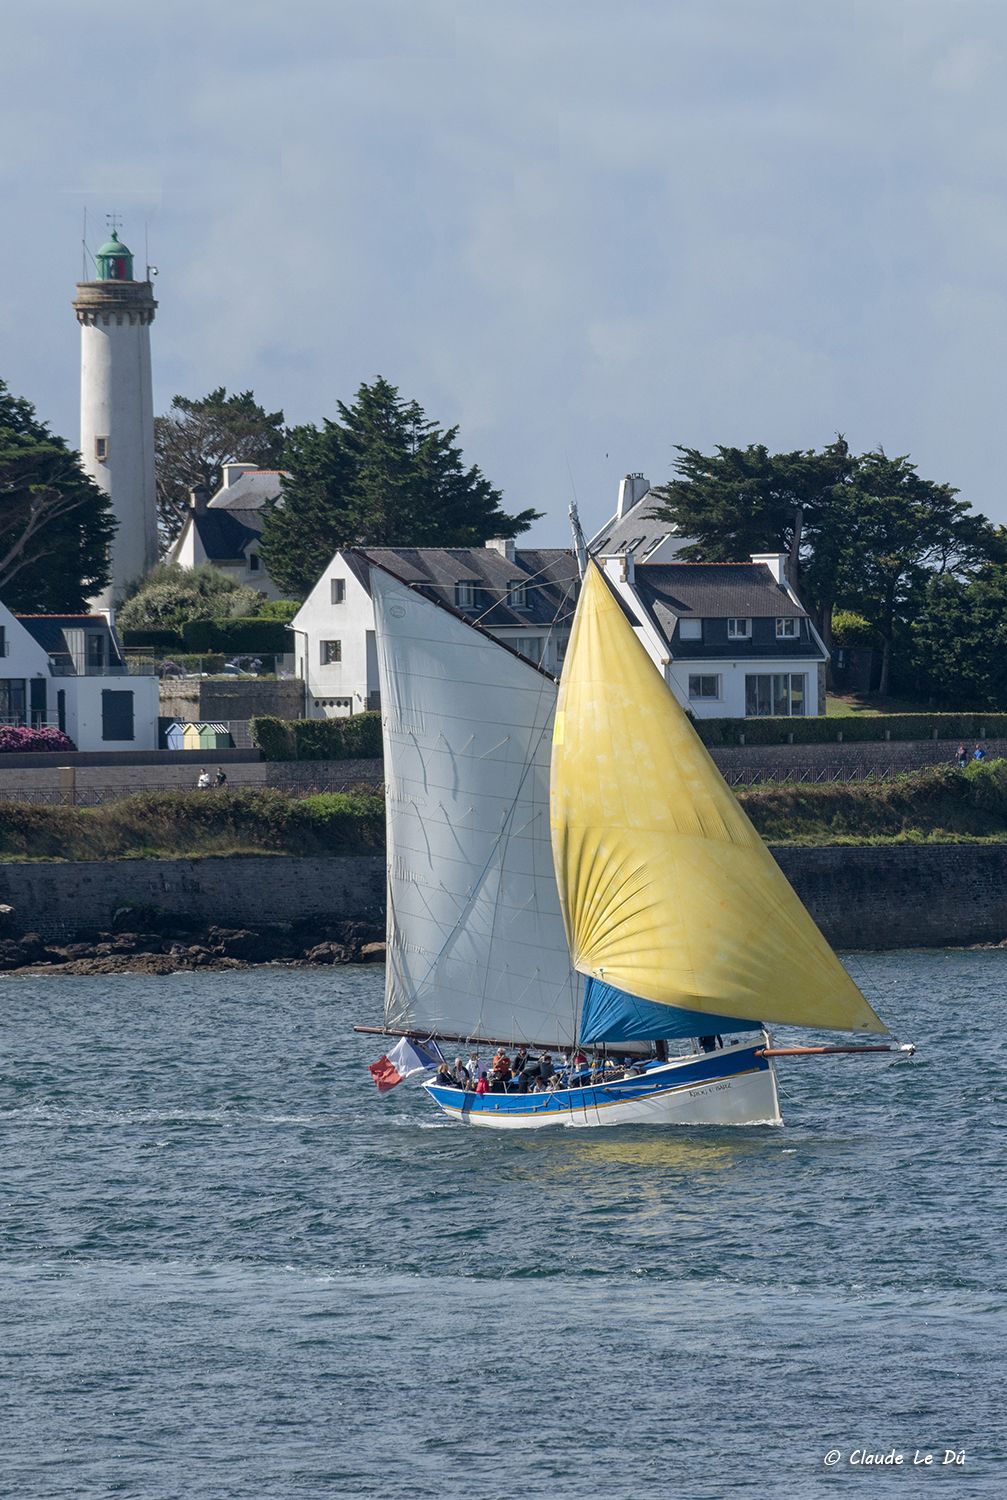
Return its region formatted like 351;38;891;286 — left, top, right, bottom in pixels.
0;789;385;861
738;759;1007;843
5;764;1007;859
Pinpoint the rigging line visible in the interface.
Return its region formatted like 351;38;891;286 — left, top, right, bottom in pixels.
467;556;577;631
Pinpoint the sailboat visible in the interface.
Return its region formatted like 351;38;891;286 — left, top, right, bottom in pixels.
360;557;909;1128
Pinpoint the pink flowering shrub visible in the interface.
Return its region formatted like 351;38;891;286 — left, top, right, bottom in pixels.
0;726;76;753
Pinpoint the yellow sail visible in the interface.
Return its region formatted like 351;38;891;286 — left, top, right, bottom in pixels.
549;563;886;1034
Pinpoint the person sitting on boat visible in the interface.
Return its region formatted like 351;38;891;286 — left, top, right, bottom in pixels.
698;1034;724;1053
465;1051;480;1082
488;1057;512;1091
435;1062;461;1088
572;1048;588;1067
453;1056;470;1085
512;1047;529;1079
475;1071;489;1095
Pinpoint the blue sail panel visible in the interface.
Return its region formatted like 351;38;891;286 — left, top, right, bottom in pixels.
580;977;760;1044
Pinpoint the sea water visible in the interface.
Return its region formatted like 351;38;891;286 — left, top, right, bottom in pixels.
0;951;1003;1499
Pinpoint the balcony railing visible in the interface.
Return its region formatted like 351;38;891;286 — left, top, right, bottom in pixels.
47;655;157;677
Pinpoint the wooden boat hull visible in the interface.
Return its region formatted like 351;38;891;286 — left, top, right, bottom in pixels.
424;1041;782;1129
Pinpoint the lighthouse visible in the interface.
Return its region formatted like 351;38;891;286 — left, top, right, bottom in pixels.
73;226;158;612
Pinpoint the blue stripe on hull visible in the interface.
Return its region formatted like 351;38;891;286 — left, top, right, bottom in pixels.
425;1045;769;1119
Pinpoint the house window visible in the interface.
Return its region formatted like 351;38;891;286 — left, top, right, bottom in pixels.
95;436;108;462
515;637;544;663
455;581;477;609
688;675;720;700
508;580;528;609
0;626;5;657
86;634;105;670
745;673;806;717
101;689;134;741
727;618;751;640
330;578;346;605
320;640;342;665
678;618;702;640
0;679;26;723
248;552;260;572
776;617;799;639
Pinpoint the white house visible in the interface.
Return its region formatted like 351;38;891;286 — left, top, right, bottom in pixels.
0;604;159;750
291;543;579;717
167;463;287;600
588;472;694;564
601;550;828;717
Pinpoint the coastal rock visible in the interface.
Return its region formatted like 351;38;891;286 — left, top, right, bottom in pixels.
305;941;350;964
11;953;184;977
358;942;386;962
208;927;277;961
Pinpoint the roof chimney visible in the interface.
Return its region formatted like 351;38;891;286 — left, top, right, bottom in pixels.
751;552;789;585
189;484;209;512
486;537;516;562
616;473;650;519
221;462;258;489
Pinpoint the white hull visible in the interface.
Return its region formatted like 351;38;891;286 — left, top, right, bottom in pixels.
427;1047;782;1131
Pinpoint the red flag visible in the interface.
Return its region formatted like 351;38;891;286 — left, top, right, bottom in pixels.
368;1055;404;1094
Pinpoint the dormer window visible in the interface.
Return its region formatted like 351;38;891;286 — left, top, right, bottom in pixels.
679;618;703;641
776;617;799;639
508;581;528;609
455;581;477;610
248;552;260;572
86;634;105;670
727;618;751;640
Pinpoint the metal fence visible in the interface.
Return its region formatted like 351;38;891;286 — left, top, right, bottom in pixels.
0;776;383;807
722;764;902;788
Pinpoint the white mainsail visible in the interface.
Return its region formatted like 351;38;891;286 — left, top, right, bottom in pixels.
371;565;582;1047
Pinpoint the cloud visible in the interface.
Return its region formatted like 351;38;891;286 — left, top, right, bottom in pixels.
4;0;1007;539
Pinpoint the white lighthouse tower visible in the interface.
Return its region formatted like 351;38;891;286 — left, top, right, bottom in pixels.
73;225;158;612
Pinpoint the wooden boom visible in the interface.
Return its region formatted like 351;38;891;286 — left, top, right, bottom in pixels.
756;1044;913;1058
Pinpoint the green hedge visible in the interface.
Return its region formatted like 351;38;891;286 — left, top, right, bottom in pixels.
121;628;185;649
250;712;383;761
695;713;1007;747
182;617;291;653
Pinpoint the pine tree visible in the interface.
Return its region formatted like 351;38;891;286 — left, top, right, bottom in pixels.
0;379;115;611
154;387;285;546
260;377;539;596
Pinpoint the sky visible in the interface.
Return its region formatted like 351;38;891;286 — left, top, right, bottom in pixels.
3;0;1007;546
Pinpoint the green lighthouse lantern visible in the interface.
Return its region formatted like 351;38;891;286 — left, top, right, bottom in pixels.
95;230;134;282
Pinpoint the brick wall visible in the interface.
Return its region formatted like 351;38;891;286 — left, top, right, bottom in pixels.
3;843;1007;948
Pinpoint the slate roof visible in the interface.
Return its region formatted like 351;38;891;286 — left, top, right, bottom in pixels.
359;546;579;629
17;614;126;668
191;507;262;561
208;470;287;511
589;488;691;561
634;562;805;628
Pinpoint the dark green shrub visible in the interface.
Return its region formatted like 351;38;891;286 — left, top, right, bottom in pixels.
255;599;302;623
696;712;1007;747
182;617;291;653
250;712;383;761
121;628;185;649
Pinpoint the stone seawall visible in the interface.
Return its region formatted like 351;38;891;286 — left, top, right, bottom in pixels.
2;844;1006;949
0;856;385;941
